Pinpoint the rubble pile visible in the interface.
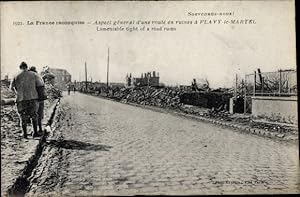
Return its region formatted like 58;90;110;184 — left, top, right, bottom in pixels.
179;104;209;116
107;87;185;109
1;83;19;141
1;82;16;99
101;86;232;117
44;83;62;101
203;108;232;121
1;83;18;122
93;86;233;119
249;121;297;134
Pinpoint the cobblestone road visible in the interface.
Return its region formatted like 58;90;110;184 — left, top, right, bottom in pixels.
27;93;299;196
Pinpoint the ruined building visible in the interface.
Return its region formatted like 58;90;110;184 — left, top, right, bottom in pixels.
126;71;160;87
48;68;72;90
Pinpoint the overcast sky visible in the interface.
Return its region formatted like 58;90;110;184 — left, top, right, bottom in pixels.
1;1;296;88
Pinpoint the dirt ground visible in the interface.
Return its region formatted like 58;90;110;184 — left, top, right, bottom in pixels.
0;82;60;196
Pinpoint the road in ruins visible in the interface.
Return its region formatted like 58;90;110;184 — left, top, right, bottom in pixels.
27;92;299;195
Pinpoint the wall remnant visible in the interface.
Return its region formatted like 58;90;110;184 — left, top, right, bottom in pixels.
251;96;298;125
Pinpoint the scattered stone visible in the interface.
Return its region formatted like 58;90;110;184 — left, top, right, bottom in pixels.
276;134;285;138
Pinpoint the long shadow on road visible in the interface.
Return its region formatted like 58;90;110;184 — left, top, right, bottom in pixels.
46;139;112;151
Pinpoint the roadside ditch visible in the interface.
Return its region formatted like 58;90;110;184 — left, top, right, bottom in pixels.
7;99;61;197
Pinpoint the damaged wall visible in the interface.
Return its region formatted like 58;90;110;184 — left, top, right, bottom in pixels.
251;96;298;125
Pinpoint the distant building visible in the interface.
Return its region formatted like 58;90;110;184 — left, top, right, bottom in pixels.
48;68;71;90
126;71;160;87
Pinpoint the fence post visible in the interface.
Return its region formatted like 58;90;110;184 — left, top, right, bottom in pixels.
253;71;256;96
279;69;282;96
244;77;247;114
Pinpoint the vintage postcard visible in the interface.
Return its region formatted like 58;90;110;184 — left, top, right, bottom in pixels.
1;0;298;196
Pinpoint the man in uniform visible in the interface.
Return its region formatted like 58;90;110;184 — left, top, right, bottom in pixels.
10;62;44;138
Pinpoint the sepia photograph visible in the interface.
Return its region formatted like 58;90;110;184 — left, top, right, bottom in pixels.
0;0;298;196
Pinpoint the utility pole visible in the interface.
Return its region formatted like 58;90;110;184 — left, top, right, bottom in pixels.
106;47;110;91
147;72;150;91
253;70;256;96
235;73;238;100
85;62;87;91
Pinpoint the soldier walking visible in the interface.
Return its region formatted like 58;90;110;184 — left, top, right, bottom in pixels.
10;62;44;138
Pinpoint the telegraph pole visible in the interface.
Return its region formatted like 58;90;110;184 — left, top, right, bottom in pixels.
235;73;238;100
85;62;87;91
106;47;110;91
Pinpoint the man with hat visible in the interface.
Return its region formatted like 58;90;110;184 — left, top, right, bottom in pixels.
10;62;45;138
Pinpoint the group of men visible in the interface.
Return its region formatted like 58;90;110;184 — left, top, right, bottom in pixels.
67;83;76;95
10;62;47;139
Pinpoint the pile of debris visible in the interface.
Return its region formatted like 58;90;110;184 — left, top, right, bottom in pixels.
178;104;209;116
1;82;16;105
106;87;185;109
1;83;19;141
203;108;232;121
1;81;15;99
44;82;62;101
249;120;297;134
102;86;232;115
178;104;231;121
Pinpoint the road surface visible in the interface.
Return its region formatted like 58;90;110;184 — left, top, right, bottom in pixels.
27;93;299;195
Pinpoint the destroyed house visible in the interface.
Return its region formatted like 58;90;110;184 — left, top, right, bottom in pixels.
48;68;71;90
132;71;160;87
